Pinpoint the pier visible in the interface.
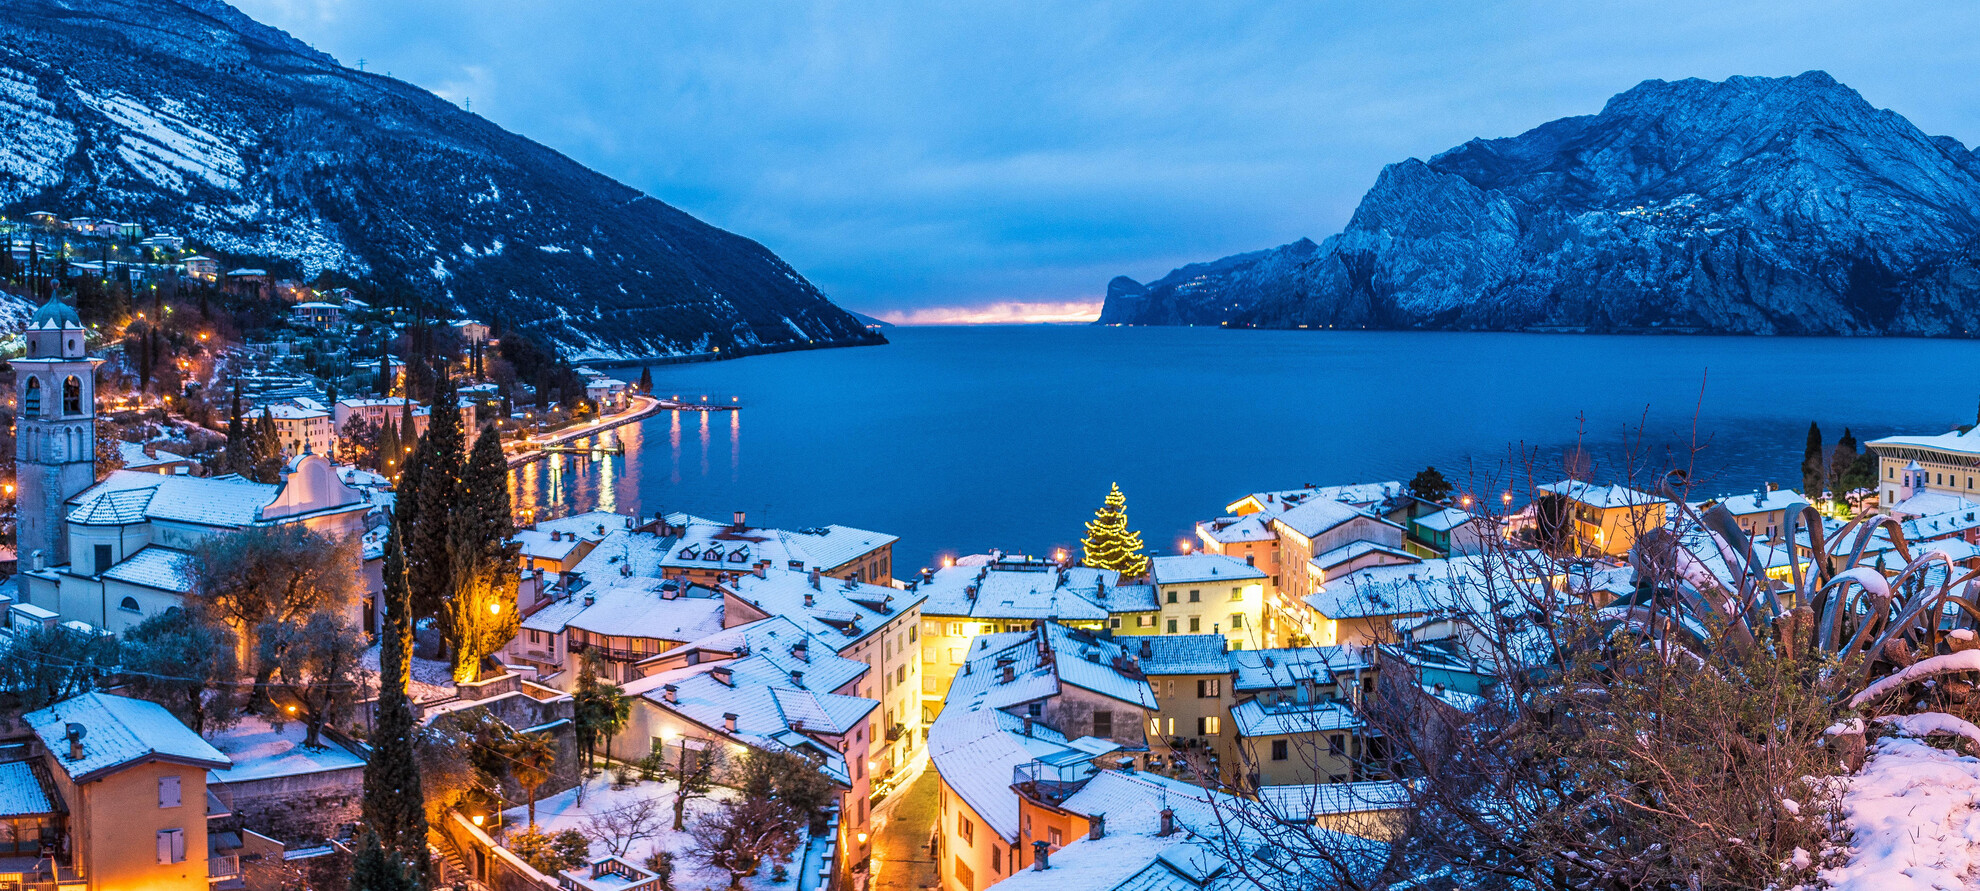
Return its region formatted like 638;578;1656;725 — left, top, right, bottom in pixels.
656;395;742;412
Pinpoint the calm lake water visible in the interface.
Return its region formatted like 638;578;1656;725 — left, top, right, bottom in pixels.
511;326;1980;570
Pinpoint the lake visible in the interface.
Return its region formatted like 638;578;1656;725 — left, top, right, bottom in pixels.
511;326;1980;571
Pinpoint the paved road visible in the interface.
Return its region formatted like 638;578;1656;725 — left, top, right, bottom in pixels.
869;763;941;891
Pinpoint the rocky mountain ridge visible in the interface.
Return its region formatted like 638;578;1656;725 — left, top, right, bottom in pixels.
1100;72;1980;336
0;0;879;359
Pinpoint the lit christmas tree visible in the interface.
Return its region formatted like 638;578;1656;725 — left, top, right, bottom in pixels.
1081;482;1150;578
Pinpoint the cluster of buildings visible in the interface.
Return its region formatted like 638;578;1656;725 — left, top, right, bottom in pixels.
17;275;1980;891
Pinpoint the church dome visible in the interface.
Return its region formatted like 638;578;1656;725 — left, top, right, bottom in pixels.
29;296;82;330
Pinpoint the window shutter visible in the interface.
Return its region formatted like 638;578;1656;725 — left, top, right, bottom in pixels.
157;831;171;865
159;775;181;808
172;828;186;863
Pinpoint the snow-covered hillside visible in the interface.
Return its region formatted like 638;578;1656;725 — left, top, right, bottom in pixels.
0;0;879;359
1101;72;1980;336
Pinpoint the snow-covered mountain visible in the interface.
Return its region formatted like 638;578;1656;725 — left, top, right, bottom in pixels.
0;0;880;359
1099;72;1980;335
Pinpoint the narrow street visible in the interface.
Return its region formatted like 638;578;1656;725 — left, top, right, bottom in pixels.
869;760;941;891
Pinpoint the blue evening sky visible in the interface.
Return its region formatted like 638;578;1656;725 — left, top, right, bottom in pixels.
235;1;1980;322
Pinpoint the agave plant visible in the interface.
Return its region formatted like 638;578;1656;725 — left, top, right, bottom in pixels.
1602;473;1980;742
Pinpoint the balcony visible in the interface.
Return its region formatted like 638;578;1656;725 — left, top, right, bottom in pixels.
567;640;652;663
884;723;907;743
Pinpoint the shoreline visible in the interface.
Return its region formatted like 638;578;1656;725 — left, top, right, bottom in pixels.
576;332;888;370
504;394;667;468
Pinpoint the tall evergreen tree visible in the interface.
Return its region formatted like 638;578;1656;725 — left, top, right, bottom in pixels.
377;416;401;477
1080;482;1149;578
637;365;654;393
443;427;518;681
406;370;464;628
1801;422;1825;499
375;336;392;396
361;525;431;878
349;831;417;891
249;410;285;483
1830;427;1860;492
225;381;246;474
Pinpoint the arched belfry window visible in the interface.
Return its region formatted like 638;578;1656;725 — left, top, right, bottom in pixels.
62;376;81;416
22;377;40;416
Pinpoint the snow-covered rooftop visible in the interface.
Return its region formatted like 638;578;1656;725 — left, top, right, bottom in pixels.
0;761;54;817
920;561;1122;621
101;546;197;593
1148;554;1266;587
1869;427;1980;457
1537;479;1666;510
26;692;229;782
720;566;928;649
1127;634;1230;676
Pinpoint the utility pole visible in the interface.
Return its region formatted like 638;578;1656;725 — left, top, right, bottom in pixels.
357;59;366;71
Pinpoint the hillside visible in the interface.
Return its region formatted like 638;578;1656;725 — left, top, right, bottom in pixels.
0;0;881;359
1099;72;1980;335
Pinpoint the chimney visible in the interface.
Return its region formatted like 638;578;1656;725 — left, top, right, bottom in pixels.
1088;813;1106;841
1031;841;1050;871
964;585;978;602
64;723;85;761
753;560;767;579
1021;716;1033;737
662;684;678;703
1139;640;1152;659
732;510;747;530
791;670;805;688
809;568;821;590
804;591;815;607
1158;808;1176;837
32;550;43;572
723;712;738;732
791;718;805;732
711;666;734;686
793;640;810;662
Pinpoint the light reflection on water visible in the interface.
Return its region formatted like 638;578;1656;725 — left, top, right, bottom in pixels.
507;326;1980;569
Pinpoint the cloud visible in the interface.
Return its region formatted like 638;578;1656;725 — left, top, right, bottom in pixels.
229;1;1980;315
875;301;1103;326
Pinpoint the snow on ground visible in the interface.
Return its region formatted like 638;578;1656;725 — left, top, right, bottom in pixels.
1824;736;1980;890
359;645;457;703
206;714;365;783
501;774;810;891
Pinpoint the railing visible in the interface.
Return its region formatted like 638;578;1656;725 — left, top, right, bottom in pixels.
567;640;656;663
884;723;906;743
209;854;240;880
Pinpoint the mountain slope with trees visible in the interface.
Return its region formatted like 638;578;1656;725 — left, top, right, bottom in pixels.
0;0;882;359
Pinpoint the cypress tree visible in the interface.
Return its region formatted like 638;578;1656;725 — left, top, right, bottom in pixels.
348;831;417;891
1080;483;1149;578
637;365;654;393
443;427;519;681
225;382;245;474
406;370;464;627
378;417;400;477
399;397;416;454
250;410;284;483
1801;422;1825;499
376;336;392;396
361;526;431;879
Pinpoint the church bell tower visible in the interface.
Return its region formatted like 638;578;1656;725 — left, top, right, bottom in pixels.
15;295;102;569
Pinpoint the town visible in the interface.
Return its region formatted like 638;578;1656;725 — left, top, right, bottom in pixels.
0;213;1977;890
